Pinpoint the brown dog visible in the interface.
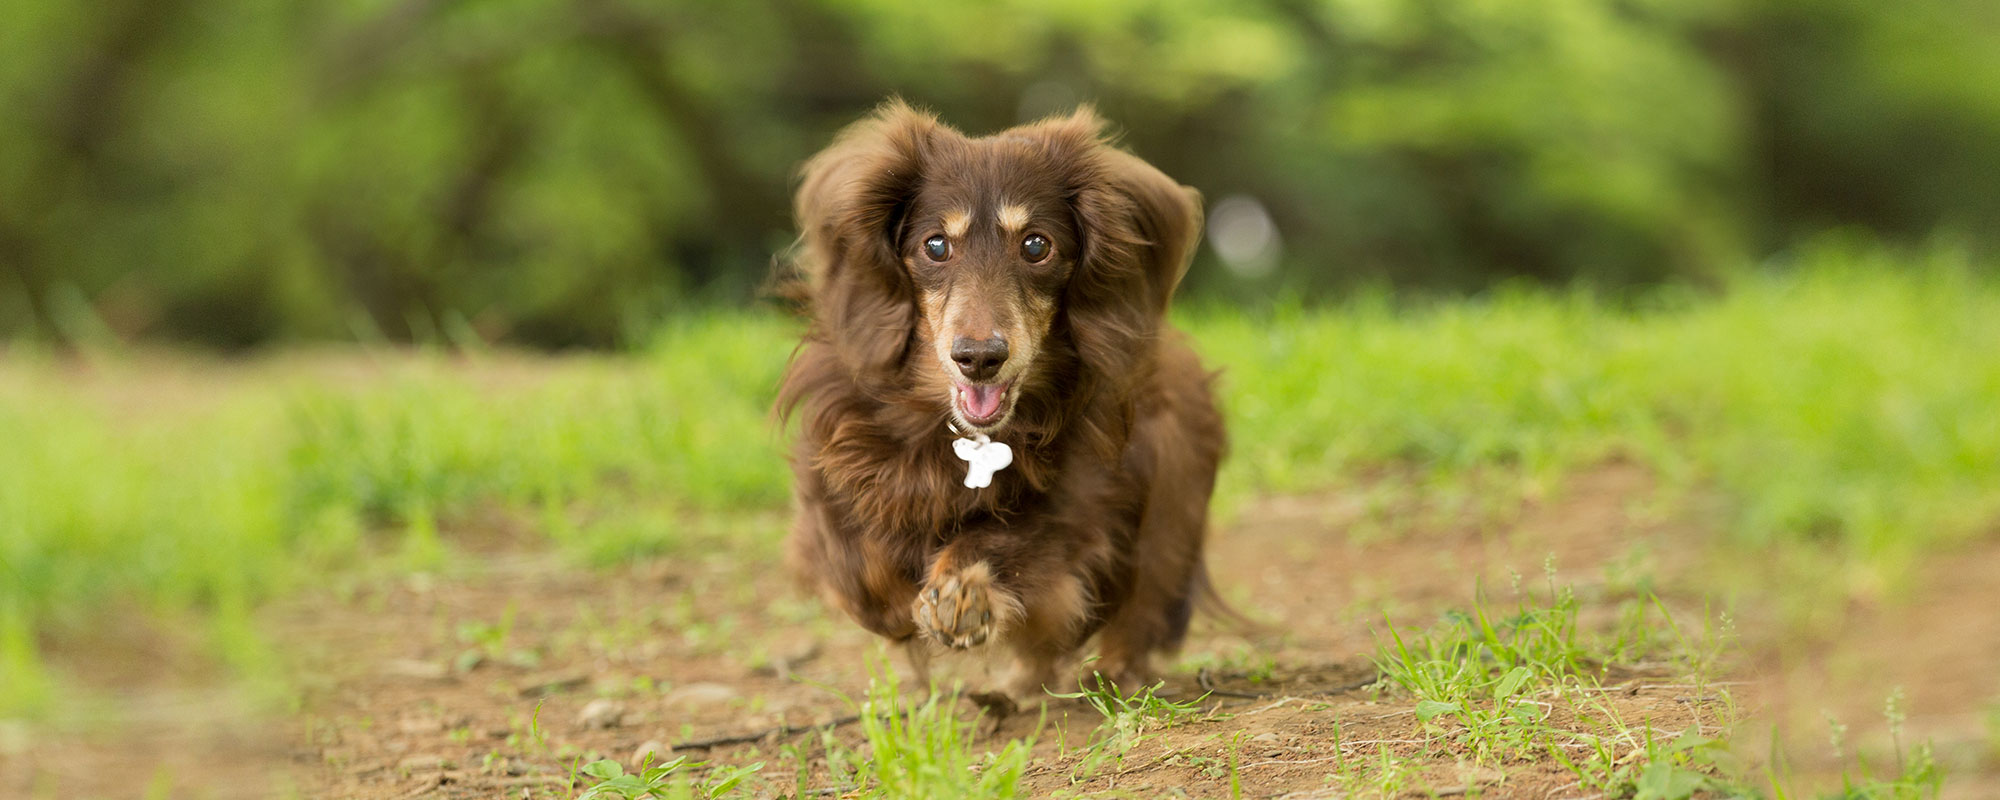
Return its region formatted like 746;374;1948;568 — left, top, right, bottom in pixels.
778;101;1227;704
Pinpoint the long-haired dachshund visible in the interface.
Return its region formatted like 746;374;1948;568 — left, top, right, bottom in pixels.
779;101;1227;705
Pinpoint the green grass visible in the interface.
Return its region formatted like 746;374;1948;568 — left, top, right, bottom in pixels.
1199;242;2000;566
1369;573;1942;799
3;242;1998;719
1048;673;1215;781
573;755;765;800
771;667;1034;800
0;313;796;713
573;667;1043;799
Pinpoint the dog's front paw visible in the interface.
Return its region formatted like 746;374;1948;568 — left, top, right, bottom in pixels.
913;561;1004;649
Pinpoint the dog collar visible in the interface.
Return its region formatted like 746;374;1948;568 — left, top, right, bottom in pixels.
947;422;1013;489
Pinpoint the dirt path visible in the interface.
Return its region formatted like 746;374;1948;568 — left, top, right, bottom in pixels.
9;466;1996;798
284;466;1717;799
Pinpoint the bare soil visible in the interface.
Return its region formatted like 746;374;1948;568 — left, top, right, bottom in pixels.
8;465;1998;798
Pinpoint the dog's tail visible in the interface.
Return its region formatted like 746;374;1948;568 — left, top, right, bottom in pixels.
1163;562;1269;652
1190;563;1269;639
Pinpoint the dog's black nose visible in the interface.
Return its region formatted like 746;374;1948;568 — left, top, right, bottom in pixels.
951;335;1009;381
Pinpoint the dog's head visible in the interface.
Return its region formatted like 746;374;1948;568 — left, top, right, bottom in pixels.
794;101;1201;435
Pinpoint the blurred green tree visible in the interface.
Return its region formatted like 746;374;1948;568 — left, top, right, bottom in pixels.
0;0;1993;348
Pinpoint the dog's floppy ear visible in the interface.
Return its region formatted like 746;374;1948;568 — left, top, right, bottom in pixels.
1094;144;1204;317
795;101;940;378
1021;108;1203;392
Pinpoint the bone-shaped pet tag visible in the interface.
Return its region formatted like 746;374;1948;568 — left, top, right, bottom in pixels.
951;435;1013;489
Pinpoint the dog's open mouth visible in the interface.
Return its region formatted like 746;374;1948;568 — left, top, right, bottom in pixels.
953;381;1011;427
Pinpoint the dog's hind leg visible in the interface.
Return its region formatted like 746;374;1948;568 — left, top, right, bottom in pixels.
1095;348;1225;692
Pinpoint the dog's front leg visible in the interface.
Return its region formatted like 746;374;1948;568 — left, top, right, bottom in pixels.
911;549;1022;650
912;527;1095;706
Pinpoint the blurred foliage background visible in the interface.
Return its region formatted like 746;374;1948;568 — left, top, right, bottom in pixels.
2;0;1997;349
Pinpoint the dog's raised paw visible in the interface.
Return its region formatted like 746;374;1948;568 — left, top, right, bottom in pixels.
913;561;1001;649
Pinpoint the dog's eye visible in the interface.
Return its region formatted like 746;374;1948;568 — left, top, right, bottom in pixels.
1021;234;1051;263
923;235;951;262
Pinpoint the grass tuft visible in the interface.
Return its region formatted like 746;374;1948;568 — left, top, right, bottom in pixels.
835;668;1035;799
1049;673;1214;780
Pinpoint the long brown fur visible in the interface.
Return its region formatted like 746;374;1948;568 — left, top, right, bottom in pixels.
778;100;1227;702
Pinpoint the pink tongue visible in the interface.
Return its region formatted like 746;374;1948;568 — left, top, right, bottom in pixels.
962;384;1004;419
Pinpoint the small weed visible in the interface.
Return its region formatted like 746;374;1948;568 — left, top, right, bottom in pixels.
1227;731;1244;800
454;602;540;672
1827;688;1943;799
806;663;1034;799
1567;724;1737;800
1372;578;1588;762
1180;752;1233;781
574;755;764;799
1330;743;1422;797
1050;673;1212;780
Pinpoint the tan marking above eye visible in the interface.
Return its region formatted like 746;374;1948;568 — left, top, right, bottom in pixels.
997;203;1030;233
942;210;971;238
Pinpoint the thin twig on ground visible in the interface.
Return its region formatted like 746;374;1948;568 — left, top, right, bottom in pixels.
1237;740;1430;769
1198;666;1381;700
1197;667;1266;699
670;713;863;751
